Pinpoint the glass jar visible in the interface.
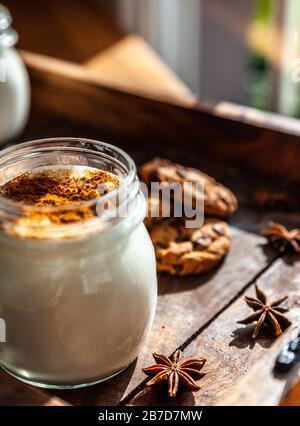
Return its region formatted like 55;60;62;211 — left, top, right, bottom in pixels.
0;138;157;389
0;5;30;144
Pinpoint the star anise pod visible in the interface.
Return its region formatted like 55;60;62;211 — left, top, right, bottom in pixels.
263;222;300;253
142;349;206;397
238;285;291;340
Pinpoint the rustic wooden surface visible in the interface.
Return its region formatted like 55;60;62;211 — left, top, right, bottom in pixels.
1;6;300;403
130;256;300;406
1;112;300;406
221;333;300;406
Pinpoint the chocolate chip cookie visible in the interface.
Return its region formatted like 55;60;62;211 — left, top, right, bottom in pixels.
140;158;238;221
150;218;231;276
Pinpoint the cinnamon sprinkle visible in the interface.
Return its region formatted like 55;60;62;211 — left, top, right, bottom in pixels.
0;167;120;227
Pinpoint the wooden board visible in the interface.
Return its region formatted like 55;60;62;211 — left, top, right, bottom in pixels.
220;337;300;406
129;257;300;406
2;114;300;406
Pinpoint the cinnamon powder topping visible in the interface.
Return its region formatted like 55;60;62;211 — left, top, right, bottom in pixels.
0;167;120;228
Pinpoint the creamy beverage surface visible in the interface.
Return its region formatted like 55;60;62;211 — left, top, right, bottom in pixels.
0;165;121;231
0;165;120;205
0;165;157;386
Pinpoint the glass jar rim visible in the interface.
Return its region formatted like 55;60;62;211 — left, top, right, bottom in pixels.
0;138;142;239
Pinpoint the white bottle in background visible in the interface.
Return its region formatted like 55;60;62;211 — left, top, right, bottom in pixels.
0;5;30;145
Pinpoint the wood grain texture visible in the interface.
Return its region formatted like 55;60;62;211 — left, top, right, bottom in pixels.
130;257;300;406
220;339;300;406
22;50;300;183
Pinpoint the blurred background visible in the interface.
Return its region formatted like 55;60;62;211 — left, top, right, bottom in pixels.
4;0;300;117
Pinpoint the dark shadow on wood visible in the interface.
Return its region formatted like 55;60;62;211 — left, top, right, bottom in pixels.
230;326;276;350
157;267;222;296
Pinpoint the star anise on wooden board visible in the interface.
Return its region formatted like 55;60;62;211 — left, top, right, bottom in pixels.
263;222;300;253
142;350;206;397
238;285;291;340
